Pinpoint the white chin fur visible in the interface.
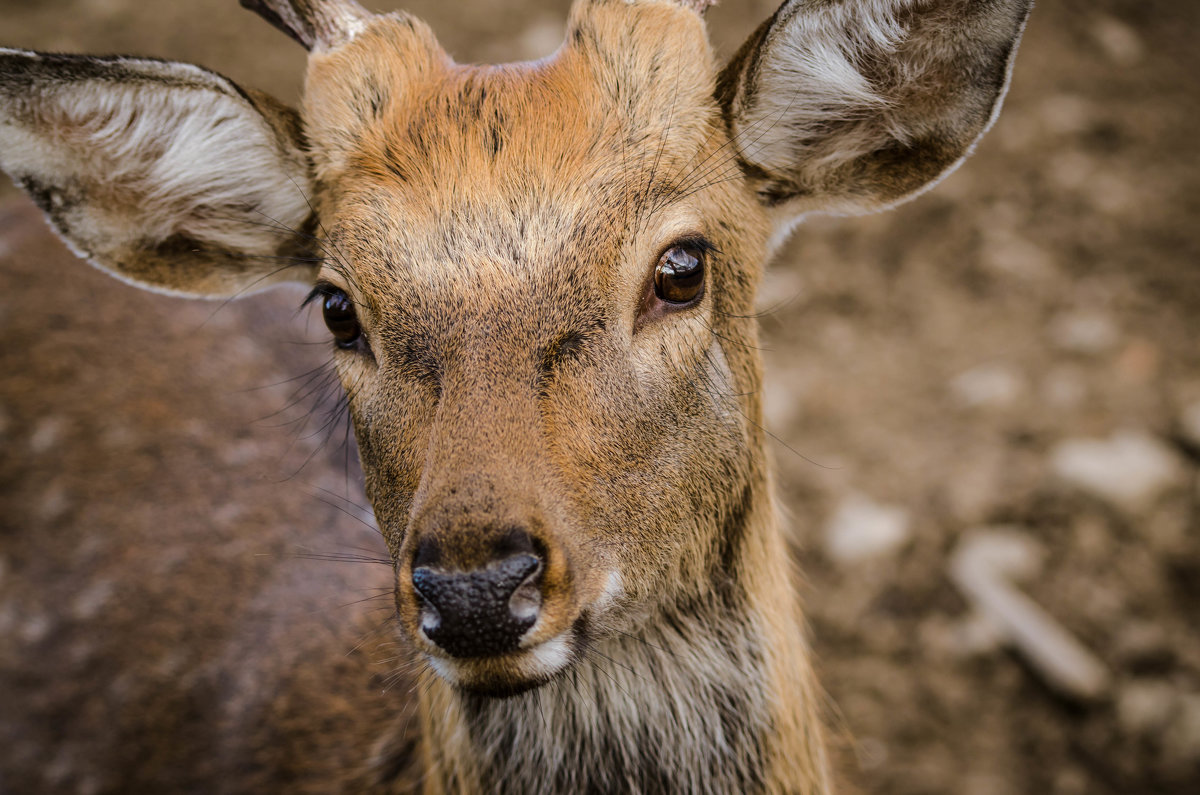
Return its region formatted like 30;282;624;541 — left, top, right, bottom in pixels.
427;630;575;689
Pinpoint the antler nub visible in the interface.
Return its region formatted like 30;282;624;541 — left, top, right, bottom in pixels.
673;0;718;13
240;0;372;51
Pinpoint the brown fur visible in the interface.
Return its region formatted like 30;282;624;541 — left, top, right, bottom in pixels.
0;0;1031;792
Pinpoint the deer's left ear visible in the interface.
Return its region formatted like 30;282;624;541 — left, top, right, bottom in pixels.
717;0;1033;226
0;49;316;298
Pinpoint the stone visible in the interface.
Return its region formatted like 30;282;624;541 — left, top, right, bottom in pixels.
951;528;1110;701
1041;367;1087;409
1050;430;1184;514
855;737;888;771
1163;694;1200;769
823;493;912;564
1048;310;1119;355
981;230;1055;280
1052;766;1090;795
953;612;1009;657
761;366;807;431
950;364;1025;409
1112;621;1173;670
28;415;66;454
19;613;52;645
963;773;1017;795
1114;339;1161;384
923;612;1008;658
1116;680;1178;736
1039;94;1096;136
1090;15;1145;67
517;16;566;59
1181;401;1200;447
71;580;115;621
37;481;71;524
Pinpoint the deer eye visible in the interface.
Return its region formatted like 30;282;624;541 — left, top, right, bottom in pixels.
312;286;362;349
653;245;705;305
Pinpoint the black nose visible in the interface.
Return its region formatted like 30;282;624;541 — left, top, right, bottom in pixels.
411;540;543;659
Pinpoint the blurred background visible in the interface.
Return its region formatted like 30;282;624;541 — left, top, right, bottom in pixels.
1;0;1197;793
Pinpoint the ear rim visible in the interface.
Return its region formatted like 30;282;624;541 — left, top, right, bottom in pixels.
717;0;1035;226
0;48;319;300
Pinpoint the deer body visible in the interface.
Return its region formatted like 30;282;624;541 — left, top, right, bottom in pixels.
0;1;1030;792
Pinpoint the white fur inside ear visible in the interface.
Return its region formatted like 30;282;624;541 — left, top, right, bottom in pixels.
725;0;1030;227
0;50;313;295
731;0;907;188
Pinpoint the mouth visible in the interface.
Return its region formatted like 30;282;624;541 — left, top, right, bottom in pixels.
423;628;581;698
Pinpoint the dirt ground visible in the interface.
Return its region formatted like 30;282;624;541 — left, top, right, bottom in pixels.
1;0;1198;793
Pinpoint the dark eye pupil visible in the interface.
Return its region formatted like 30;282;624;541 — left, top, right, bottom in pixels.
322;289;362;347
654;246;705;304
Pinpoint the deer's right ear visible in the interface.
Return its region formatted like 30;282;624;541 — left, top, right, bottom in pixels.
0;49;316;298
717;0;1032;228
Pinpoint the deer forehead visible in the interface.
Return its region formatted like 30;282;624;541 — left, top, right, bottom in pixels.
303;3;717;173
302;5;731;335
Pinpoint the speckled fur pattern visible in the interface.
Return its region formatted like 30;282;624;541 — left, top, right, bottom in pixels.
0;0;1031;792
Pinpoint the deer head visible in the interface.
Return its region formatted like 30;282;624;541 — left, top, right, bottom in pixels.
0;0;1031;706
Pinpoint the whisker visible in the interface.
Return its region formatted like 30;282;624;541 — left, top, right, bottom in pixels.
698;348;839;471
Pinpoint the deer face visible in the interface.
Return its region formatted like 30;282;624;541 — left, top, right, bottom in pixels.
301;5;767;693
0;0;1031;696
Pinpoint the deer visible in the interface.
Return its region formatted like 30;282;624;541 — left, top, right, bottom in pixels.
0;0;1031;792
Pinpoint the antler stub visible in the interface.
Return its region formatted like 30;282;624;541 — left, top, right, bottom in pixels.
674;0;718;13
240;0;372;51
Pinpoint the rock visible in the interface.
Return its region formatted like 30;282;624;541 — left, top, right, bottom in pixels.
28;415;66;454
953;612;1009;657
1086;171;1140;216
754;265;806;313
1163;694;1200;770
761;366;807;431
1114;339;1161;384
1048;151;1096;192
963;773;1017;795
1116;680;1179;736
1112;621;1174;670
1039;94;1096;137
1050;431;1184;514
1041;367;1087;409
70;580;115;621
1090;15;1145;67
36;482;71;524
1052;766;1090;795
823;493;912;564
981;230;1055;280
1181;401;1200;447
517;16;566;59
1048;310;1119;355
19;613;52;645
950;528;1111;702
942;451;1004;525
923;612;1008;659
950;364;1025;409
952;527;1045;582
855;736;888;771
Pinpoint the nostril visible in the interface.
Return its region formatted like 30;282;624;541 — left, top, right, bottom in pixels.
410;566;445;634
410;552;544;658
492;526;537;559
508;568;542;622
490;552;541;593
412;535;441;569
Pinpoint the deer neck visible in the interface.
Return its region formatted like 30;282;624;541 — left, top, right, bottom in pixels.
414;477;830;795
